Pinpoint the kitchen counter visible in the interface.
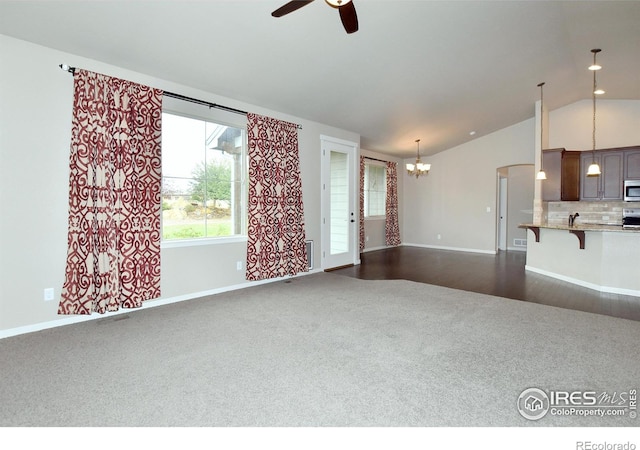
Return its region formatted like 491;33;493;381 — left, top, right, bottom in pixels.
519;223;638;233
519;222;638;250
518;223;640;297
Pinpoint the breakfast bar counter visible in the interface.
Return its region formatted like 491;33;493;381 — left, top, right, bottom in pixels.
519;223;639;250
518;223;640;297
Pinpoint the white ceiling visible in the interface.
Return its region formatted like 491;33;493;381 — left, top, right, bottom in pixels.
1;0;639;158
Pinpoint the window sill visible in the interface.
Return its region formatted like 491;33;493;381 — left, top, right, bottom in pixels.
364;216;386;221
161;235;248;249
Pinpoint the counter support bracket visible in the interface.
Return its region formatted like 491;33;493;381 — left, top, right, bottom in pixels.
569;229;585;249
522;225;585;249
525;226;540;242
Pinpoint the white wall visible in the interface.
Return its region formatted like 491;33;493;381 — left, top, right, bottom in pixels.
549;99;640;150
0;35;360;334
402;118;535;253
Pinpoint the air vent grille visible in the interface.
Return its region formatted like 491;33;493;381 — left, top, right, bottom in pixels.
513;238;527;247
305;240;313;270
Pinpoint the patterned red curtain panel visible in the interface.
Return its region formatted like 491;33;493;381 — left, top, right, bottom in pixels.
59;70;162;315
385;161;401;246
245;113;308;281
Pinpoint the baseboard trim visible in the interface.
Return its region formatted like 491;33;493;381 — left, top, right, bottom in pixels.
324;264;354;272
402;243;497;255
362;245;390;253
0;268;324;340
525;265;640;298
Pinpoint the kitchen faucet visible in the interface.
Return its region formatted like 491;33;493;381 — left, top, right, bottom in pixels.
569;212;580;227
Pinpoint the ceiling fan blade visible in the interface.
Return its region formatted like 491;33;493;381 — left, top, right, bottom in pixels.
271;0;315;18
338;1;358;34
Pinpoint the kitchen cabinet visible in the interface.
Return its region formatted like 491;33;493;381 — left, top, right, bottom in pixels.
625;149;640;180
580;151;623;200
541;149;561;201
541;149;580;201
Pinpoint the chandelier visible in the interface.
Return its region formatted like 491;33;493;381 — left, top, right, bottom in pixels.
406;139;431;178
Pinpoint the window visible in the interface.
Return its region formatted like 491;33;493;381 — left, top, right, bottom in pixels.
364;163;386;217
161;112;246;241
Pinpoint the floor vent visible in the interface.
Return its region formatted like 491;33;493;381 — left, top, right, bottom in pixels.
513;238;527;247
306;240;314;270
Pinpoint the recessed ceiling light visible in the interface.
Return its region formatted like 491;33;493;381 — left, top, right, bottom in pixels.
469;131;476;136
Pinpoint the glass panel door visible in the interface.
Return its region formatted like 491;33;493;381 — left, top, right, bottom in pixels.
321;136;357;270
330;150;349;255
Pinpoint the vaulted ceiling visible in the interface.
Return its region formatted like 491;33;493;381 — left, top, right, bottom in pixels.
1;1;639;158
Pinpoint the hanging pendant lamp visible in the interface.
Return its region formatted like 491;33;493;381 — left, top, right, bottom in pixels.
536;82;547;180
586;49;603;177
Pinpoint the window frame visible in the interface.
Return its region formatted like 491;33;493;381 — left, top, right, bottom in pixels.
363;161;387;219
160;98;248;248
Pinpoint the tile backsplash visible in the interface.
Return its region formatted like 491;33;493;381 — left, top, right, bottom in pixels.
545;201;626;226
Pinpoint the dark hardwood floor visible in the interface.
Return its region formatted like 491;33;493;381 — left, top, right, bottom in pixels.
332;246;640;322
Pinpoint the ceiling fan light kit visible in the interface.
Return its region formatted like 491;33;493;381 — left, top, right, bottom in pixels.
325;0;351;7
272;0;359;34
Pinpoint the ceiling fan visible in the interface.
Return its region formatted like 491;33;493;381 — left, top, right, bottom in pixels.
271;0;359;34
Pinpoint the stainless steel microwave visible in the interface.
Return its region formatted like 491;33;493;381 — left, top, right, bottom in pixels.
624;180;640;201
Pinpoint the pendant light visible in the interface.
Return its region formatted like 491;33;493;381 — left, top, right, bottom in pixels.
586;49;603;177
406;139;430;178
536;82;547;180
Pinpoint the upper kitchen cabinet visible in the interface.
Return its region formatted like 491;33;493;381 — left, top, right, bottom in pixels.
541;149;580;201
580;151;624;201
624;148;640;180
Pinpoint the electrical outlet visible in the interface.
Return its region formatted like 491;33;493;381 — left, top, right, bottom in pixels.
236;261;243;271
366;236;369;242
437;234;441;240
44;288;54;301
602;215;610;221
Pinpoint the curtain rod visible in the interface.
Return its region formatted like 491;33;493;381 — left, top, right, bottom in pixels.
59;64;302;129
364;156;391;163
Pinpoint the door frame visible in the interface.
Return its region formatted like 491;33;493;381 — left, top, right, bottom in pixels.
497;173;508;251
320;135;360;270
495;164;534;253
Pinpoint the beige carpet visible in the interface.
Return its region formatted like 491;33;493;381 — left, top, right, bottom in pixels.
0;273;638;426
